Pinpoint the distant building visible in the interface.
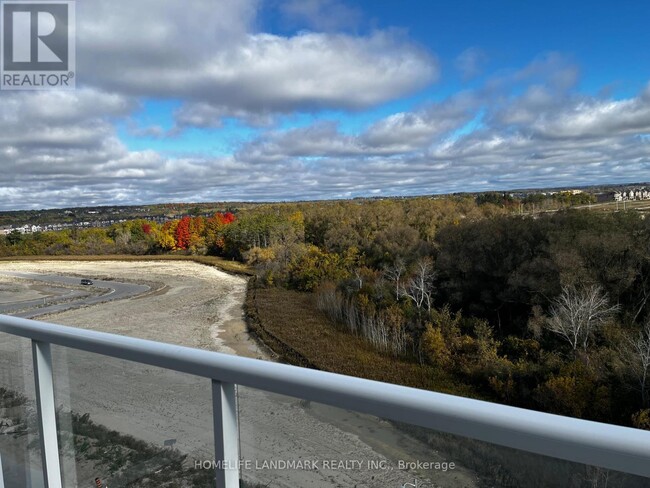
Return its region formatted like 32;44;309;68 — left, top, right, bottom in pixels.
15;224;43;234
614;188;650;202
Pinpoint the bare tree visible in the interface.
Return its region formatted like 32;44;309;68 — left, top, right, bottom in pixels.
353;268;363;290
620;320;650;407
383;257;406;301
400;258;436;312
114;229;132;250
545;285;619;352
316;283;409;357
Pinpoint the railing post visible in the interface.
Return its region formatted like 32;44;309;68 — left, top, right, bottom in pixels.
212;380;239;488
0;452;5;488
32;340;62;488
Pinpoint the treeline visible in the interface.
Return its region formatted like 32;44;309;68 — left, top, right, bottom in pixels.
476;190;596;210
0;212;237;256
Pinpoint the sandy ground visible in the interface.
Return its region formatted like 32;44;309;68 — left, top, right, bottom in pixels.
0;260;479;487
0;281;48;303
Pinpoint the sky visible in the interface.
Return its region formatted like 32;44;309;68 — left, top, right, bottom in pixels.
1;0;650;210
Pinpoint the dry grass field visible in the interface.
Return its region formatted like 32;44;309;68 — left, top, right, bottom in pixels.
0;254;254;276
245;281;480;398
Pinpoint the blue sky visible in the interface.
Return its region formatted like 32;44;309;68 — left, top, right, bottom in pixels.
1;0;649;209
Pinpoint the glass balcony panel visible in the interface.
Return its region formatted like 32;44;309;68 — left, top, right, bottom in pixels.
0;331;44;488
2;316;649;487
237;386;650;488
50;345;216;487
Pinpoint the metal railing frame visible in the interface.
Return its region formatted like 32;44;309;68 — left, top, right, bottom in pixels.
1;314;650;487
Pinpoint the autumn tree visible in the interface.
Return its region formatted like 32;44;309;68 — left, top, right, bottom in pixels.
222;212;236;225
421;323;451;367
78;228;115;254
156;221;177;251
187;216;206;252
534;360;607;419
175;216;192;250
205;213;227;253
289;245;358;291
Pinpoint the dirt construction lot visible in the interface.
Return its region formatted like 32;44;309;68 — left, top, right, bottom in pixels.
0;260;478;487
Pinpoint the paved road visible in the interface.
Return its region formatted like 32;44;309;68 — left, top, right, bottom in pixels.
0;272;150;318
0;286;87;315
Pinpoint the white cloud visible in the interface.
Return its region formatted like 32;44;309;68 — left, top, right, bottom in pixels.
0;89;134;125
236;122;361;162
237;93;479;162
530;95;650;139
361;93;478;150
77;0;437;121
173;102;274;129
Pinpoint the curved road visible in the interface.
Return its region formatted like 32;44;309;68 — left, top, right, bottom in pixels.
0;271;150;318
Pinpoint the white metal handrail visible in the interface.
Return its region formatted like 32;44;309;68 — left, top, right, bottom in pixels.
1;313;650;487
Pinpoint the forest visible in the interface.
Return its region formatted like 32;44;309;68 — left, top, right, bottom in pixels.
2;195;649;430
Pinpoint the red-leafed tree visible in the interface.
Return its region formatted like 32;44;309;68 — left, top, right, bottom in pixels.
205;212;237;254
175;216;192;250
214;212;236;225
142;223;152;235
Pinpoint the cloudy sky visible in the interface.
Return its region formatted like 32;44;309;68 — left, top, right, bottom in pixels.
2;0;650;210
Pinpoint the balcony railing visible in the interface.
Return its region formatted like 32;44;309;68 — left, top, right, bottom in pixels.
1;313;650;487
